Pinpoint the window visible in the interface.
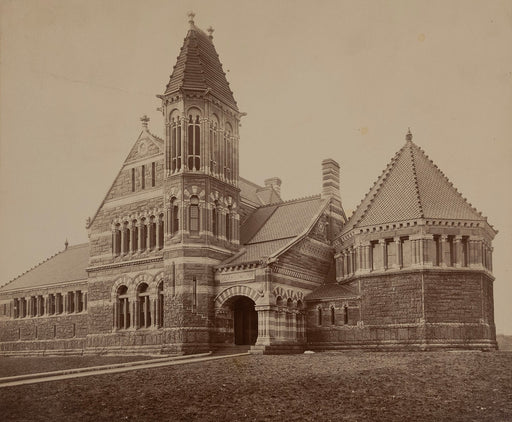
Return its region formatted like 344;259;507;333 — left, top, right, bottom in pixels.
116;285;130;330
151;162;156;187
132;220;138;252
212;201;218;237
141;165;145;189
344;305;349;325
210;121;218;174
157;281;164;328
77;290;83;313
37;295;44;316
330;306;335;325
56;293;63;314
401;237;411;267
141;218;147;250
385;239;395;269
187;112;201;171
149;216;156;249
170;112;181;173
67;292;75;313
30;296;36;317
131;168;135;192
123;222;130;254
137;283;151;329
113;224;121;256
158;214;164;249
462;236;469;267
193;276;197;310
13;298;19;319
317;307;322;326
226;206;232;241
169;198;179;236
224;123;233;181
448;236;455;266
48;294;55;315
189;196;200;235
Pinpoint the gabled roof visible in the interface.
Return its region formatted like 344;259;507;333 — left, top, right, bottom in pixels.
164;23;238;111
222;196;327;266
342;136;488;235
0;244;89;292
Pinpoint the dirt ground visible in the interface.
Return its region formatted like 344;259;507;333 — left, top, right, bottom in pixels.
1;351;511;422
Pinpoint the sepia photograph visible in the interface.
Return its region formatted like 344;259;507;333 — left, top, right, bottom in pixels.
0;0;511;420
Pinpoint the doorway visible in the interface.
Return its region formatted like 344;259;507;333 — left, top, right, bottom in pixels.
233;296;258;345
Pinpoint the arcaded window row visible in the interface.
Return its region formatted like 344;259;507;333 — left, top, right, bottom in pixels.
11;290;86;319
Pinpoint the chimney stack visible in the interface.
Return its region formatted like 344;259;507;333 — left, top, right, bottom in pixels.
321;159;340;200
264;177;282;196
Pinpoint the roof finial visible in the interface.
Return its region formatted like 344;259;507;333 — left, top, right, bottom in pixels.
64;239;69;250
141;115;150;129
188;11;195;28
406;127;413;142
207;26;214;40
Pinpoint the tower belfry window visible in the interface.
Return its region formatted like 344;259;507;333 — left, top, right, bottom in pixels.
187;113;201;171
170;115;182;173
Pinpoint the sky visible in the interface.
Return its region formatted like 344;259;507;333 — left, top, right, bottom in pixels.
0;0;511;333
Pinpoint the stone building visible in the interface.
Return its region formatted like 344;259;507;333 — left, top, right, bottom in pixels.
0;16;497;355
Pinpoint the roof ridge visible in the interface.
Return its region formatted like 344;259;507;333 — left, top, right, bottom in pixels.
408;141;425;218
411;141;487;221
256;194;321;209
0;247;67;289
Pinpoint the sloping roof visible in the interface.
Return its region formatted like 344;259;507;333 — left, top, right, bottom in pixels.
239;177;282;207
223;196;326;266
306;283;359;300
0;244;89;292
164;24;238;111
342;137;487;235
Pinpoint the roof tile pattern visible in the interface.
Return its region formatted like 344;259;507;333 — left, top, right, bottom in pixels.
0;244;89;292
164;25;238;111
225;196;326;266
342;140;486;235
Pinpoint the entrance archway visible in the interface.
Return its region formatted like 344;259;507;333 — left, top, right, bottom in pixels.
232;296;258;345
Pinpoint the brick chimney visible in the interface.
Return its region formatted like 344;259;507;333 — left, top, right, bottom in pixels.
321;159;340;199
264;177;282;196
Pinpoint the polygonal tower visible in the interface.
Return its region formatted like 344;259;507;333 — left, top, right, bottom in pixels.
156;13;244;353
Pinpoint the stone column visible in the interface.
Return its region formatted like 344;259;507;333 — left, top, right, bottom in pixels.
255;305;278;346
113;301;118;330
422;235;434;266
180;116;187;171
453;236;463;268
379;239;387;270
147;220;152;251
394;237;401;269
138;222;143;252
439;235;449;267
156;217;161;250
121;228;126;255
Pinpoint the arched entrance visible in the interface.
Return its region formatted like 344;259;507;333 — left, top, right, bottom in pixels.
232;296;258;345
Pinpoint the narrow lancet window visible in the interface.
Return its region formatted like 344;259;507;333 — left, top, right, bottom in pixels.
189;196;200;235
187;113;201;171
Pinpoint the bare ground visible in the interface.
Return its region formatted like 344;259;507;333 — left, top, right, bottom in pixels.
1;351;511;422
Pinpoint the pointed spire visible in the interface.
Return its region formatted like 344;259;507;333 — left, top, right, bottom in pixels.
140;115;150;129
188;11;195;28
207;26;215;40
406;128;413;142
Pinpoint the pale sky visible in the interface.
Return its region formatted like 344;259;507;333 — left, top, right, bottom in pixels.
1;0;511;334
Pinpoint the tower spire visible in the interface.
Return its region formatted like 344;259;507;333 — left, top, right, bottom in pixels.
188;11;195;28
406;127;413;142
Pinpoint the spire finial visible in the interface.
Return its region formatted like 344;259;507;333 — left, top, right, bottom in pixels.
188;11;195;27
64;239;69;250
141;115;150;129
207;26;214;40
406;127;413;142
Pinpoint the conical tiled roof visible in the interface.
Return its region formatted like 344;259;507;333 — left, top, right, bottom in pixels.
342;136;487;235
164;23;238;111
